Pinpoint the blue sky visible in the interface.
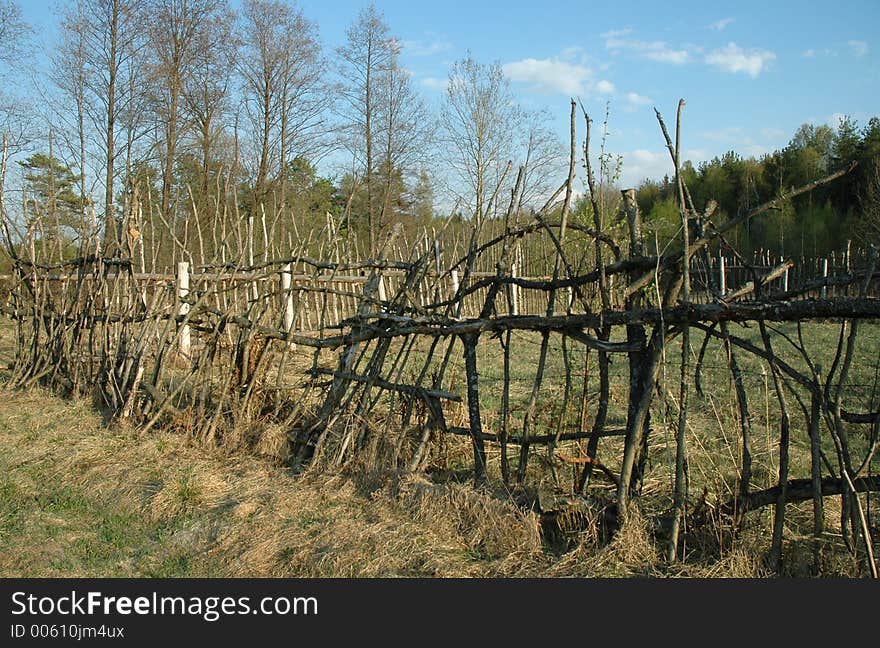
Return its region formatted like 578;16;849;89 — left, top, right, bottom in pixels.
16;0;880;187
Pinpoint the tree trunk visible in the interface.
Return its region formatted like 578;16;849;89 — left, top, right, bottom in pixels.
103;0;119;253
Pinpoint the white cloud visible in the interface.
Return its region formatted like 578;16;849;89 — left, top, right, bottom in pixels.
401;38;452;57
804;48;841;58
705;42;776;77
600;28;633;40
848;40;868;57
420;77;447;91
709;18;734;31
646;48;690;64
621;149;672;186
502;57;593;95
624;92;652;112
603;30;691;65
596;79;615;94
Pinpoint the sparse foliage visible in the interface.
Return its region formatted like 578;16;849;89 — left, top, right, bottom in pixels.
238;0;326;211
440;55;521;224
335;4;397;249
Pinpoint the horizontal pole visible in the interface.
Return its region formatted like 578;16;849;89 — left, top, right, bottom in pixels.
445;426;627;444
307;367;461;402
7;297;879;352
726;475;880;514
10;269;549;284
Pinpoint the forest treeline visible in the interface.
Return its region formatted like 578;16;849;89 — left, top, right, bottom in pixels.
633;118;880;257
0;0;877;268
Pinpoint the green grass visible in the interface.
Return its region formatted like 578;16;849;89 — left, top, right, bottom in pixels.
0;457;207;577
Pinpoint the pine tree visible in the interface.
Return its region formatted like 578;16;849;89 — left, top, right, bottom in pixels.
18;152;88;244
410;169;434;222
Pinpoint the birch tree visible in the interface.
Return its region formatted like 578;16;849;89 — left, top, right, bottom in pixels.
143;0;230;224
238;0;325;211
440;55;521;224
336;4;396;250
0;0;31;152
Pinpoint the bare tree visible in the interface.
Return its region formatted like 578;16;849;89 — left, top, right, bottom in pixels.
276;11;327;208
50;0;146;251
0;0;27;70
518;110;565;213
100;0;135;250
336;4;396;250
142;0;229;224
373;58;434;231
179;5;236;205
0;0;32;153
50;2;91;242
440;55;521;224
238;0;325;210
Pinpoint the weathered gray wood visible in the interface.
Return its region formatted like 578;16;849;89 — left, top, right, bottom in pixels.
9;296;880;351
722;260;793;303
721;321;752;526
445;426;627;444
758;319;791;573
669;99;690;561
621;186;653;506
307;367;460;402
510;262;519;315
462;334;487;485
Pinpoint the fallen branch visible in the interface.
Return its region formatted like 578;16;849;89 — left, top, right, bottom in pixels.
724;475;880;514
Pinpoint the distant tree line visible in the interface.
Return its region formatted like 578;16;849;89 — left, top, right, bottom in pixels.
635;117;880;256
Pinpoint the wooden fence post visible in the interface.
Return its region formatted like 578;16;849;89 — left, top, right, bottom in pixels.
846;239;852;273
449;269;461;317
377;275;387;304
177;261;191;359
719;253;727;296
809;365;824;572
821;258;829;298
281;263;295;336
247;214;258;302
510;263;519;316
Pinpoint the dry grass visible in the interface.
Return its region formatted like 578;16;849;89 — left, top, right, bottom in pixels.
1;384;873;577
0;387;548;577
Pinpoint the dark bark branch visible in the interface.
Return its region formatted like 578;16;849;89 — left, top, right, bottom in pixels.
725;475;880;513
